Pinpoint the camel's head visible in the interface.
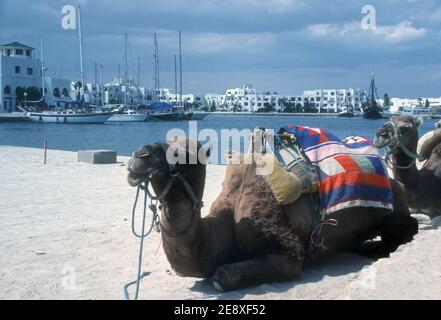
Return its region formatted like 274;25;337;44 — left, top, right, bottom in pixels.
374;115;423;150
127;137;210;187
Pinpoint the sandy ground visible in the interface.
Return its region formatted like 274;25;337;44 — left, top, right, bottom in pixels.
0;145;440;300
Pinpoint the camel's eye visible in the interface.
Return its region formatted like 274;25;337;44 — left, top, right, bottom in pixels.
399;125;412;133
138;152;151;159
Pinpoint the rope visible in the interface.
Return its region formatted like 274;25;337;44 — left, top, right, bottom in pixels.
381;121;422;170
123;183;159;300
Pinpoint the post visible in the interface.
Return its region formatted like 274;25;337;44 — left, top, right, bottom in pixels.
43;140;48;164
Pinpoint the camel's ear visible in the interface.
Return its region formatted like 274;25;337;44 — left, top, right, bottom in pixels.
415;117;424;129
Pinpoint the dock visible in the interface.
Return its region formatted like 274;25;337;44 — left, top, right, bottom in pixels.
0;112;28;122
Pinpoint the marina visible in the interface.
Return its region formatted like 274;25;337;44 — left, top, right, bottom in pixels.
1;0;441;303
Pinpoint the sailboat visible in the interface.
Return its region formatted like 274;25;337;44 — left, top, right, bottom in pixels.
28;6;113;124
107;34;147;122
362;72;383;120
144;33;180;121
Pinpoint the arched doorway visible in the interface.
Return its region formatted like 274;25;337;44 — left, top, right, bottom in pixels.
4;85;11;95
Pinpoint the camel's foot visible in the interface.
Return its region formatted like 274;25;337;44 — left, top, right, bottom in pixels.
381;214;418;252
210;254;302;292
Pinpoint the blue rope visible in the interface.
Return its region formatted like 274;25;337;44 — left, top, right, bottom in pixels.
123;183;157;300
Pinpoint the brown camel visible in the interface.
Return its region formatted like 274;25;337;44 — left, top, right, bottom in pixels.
375;115;441;218
127;138;418;291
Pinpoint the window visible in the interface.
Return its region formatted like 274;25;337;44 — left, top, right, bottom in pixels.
6;49;11;56
26;50;31;56
4;85;11;95
27;68;33;75
15;49;23;55
62;88;69;97
15;66;21;74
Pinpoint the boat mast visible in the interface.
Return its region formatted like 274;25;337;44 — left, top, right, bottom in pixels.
124;33;128;105
40;40;45;98
100;64;104;106
77;5;85;97
368;71;378;107
153;33;157;102
179;30;183;109
137;56;140;88
174;54;178;105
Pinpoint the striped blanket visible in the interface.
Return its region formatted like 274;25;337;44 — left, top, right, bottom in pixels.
279;125;393;216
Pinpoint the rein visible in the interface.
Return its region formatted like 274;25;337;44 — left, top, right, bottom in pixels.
382;121;422;170
123;143;204;300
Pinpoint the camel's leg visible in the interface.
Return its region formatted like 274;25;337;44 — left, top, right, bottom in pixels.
380;213;418;252
211;254;302;292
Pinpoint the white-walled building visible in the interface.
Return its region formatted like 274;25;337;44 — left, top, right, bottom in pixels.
0;41;75;111
220;84;282;112
0;42;42;112
103;78;154;105
303;88;364;112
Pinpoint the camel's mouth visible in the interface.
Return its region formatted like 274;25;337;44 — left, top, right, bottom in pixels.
374;129;392;148
374;133;391;149
127;157;156;187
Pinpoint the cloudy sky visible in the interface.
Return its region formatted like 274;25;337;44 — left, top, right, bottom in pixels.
1;0;440;97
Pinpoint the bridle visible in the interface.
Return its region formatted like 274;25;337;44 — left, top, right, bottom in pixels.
380;121;423;170
131;143;204;237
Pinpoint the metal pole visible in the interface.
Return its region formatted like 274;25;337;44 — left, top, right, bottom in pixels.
77;5;85;95
179;30;182;109
100;64;104;106
124;33;128;105
40;40;45;98
174;54;177;105
43;140;48;164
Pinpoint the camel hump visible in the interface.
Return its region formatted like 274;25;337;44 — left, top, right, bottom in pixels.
418;129;441;160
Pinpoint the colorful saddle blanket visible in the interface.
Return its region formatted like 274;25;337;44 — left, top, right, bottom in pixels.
279;125;393;216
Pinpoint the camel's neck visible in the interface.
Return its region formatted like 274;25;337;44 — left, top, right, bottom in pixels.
393;145;419;189
150;168;207;277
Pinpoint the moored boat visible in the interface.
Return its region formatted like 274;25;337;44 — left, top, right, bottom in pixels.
107;108;147;122
27;110;113;123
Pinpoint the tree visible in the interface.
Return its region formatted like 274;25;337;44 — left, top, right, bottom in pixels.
73;81;82;101
425;99;430;108
383;93;391;108
26;87;42;101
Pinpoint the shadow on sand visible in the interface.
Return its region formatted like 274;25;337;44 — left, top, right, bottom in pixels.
189;253;374;299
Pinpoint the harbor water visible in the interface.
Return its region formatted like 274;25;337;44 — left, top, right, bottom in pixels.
0;114;438;160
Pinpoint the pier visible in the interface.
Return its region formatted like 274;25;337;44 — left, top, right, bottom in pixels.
0;112;28;122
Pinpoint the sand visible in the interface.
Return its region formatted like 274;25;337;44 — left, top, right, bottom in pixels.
0;145;440;300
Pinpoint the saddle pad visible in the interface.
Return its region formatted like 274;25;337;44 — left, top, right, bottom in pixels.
280;125;393;216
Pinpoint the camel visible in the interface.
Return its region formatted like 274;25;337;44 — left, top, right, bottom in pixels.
375;115;441;218
127;138;418;291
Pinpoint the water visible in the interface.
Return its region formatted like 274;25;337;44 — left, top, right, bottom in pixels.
0;115;438;158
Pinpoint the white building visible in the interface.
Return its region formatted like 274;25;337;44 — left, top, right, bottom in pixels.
0;41;75;111
302;88;364;113
103;78;153;105
0;42;42;112
220;84;282;112
205;93;224;110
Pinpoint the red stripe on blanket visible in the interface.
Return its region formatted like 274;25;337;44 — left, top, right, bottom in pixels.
334;155;361;172
320;172;392;193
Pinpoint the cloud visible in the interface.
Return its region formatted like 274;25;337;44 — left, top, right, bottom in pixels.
306;20;427;44
185;32;276;53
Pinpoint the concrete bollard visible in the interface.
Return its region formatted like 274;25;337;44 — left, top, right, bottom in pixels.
78;150;117;164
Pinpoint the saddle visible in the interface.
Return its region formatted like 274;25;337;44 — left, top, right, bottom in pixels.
418;128;441;161
248;128;318;206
